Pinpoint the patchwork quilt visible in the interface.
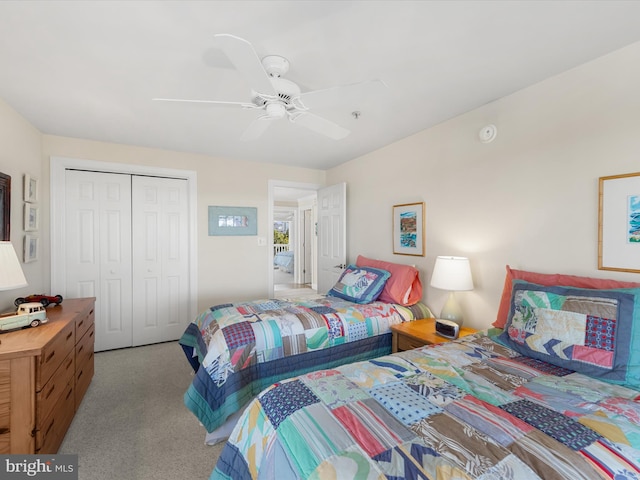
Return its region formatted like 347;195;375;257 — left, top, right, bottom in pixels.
179;296;430;433
212;332;640;480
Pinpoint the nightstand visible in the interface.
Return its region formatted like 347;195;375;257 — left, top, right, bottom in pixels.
391;318;478;353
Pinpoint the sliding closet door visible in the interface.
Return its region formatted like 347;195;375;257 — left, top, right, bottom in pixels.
131;175;189;346
65;170;133;351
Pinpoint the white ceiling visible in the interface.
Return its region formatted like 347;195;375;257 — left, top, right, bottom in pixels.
2;1;640;171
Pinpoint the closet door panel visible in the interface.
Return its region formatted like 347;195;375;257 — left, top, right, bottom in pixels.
132;176;189;346
65;170;133;351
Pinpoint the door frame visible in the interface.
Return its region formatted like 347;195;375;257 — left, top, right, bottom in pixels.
50;156;198;323
268;179;321;297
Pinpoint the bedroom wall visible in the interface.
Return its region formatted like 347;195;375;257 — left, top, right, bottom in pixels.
40;136;325;311
327;41;640;330
0;98;44;311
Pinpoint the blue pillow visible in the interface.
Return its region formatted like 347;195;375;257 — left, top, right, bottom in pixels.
498;280;640;388
327;265;391;304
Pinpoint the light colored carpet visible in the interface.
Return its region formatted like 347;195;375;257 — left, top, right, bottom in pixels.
59;341;222;480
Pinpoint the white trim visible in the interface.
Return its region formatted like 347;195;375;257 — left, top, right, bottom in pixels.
50;156;198;322
268;179;321;297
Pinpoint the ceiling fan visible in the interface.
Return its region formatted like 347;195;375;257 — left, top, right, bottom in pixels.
153;34;386;141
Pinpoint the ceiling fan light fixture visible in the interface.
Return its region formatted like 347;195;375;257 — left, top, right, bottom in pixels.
266;102;286;119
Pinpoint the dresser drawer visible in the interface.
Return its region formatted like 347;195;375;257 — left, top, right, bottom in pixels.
0;360;10;454
37;352;74;424
397;334;428;351
75;306;94;341
76;324;94;368
75;324;94;409
36;381;75;454
37;321;75;391
75;354;94;410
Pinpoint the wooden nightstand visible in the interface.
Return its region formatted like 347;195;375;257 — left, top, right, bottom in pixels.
391;318;478;353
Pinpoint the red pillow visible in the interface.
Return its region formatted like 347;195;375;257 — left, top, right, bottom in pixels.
355;255;422;306
494;265;640;328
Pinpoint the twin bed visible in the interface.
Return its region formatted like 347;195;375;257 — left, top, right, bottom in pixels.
274;250;295;273
180;262;640;479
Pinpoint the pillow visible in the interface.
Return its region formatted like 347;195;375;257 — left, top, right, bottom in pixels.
498;280;640;387
355;255;422;306
493;265;640;328
327;265;391;304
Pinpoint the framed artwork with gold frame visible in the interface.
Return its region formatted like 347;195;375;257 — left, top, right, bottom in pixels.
393;202;425;256
598;171;640;273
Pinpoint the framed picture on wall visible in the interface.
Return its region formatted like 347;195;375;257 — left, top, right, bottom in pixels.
598;171;640;273
24;174;38;203
24;234;38;263
393;202;425;256
24;203;39;231
0;172;10;241
208;206;258;236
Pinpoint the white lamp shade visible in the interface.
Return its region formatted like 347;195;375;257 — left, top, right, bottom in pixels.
430;256;473;291
0;241;28;291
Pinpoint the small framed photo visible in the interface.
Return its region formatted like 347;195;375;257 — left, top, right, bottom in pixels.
24;203;39;231
24;174;38;203
24;234;39;263
393;202;425;256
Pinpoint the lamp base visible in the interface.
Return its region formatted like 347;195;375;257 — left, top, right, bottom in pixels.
439;291;464;327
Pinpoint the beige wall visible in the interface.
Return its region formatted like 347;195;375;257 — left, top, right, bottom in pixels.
40;136;325;312
0;99;44;310
327;41;640;330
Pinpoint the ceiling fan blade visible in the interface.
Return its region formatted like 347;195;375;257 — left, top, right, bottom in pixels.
153;98;255;108
214;34;277;97
295;79;387;110
290;112;350;140
240;115;277;141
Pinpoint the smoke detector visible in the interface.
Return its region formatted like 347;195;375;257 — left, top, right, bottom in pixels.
479;124;497;143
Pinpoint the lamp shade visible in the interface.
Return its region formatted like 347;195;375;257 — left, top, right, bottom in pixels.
0;241;28;291
430;256;473;291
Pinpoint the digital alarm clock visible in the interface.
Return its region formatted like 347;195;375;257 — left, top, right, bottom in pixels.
435;318;460;339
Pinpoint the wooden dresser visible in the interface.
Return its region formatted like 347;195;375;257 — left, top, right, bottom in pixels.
0;297;95;454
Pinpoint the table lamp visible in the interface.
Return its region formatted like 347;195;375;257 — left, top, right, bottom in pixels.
0;241;28;291
430;256;473;326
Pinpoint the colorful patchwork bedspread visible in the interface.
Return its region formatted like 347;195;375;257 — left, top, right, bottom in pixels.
179;296;430;433
212;331;640;480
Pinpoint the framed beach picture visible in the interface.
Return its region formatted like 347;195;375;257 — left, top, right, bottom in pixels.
598;171;640;273
393;202;425;256
208;206;257;236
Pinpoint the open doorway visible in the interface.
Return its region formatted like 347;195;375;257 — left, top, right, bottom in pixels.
270;182;319;298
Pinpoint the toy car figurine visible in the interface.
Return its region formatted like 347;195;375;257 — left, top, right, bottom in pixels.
14;294;63;307
0;302;48;332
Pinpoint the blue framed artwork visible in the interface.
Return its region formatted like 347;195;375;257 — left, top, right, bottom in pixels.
208;206;257;236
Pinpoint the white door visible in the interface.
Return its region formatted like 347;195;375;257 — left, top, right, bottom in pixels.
317;183;347;294
64;170;191;351
303;208;313;285
132;176;189;346
65;170;133;351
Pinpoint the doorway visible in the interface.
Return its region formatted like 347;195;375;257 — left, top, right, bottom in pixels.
268;181;320;298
